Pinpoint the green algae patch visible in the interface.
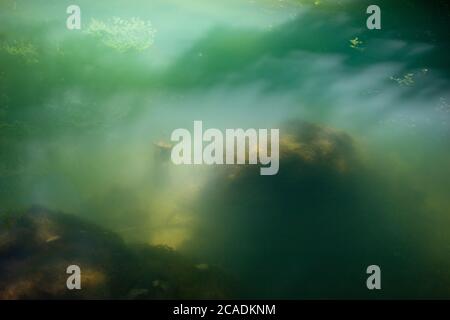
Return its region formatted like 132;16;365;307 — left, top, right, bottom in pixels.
86;17;156;52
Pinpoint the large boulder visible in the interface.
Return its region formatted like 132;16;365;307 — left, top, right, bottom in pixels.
0;206;233;299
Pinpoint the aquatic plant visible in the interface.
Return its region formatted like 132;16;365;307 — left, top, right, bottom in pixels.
349;37;363;49
391;69;430;87
1;40;38;63
390;73;415;86
86;17;156;52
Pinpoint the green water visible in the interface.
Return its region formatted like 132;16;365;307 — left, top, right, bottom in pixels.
0;0;449;298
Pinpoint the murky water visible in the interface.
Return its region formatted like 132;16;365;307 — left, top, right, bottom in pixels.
0;0;449;298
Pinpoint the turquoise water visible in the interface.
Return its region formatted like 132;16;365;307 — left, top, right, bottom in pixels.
0;0;449;298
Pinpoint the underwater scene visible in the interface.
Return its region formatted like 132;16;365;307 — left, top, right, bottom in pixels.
0;0;449;299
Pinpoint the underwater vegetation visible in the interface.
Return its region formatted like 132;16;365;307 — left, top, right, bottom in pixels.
0;207;234;299
349;37;363;50
0;40;39;64
390;69;429;87
86;17;156;52
390;73;415;87
0;0;449;300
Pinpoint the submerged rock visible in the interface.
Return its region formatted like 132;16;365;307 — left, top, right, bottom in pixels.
186;120;450;299
0;206;233;299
